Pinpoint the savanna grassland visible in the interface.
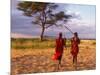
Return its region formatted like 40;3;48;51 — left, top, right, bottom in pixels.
11;38;96;75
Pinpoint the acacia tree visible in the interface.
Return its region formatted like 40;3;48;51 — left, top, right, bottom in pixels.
17;1;72;41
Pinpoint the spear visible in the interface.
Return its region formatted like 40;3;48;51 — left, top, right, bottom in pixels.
64;25;74;34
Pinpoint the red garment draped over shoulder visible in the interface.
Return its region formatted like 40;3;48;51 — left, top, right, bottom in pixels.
71;37;80;57
52;38;65;60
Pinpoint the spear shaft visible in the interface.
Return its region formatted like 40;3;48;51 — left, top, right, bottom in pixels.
64;25;74;34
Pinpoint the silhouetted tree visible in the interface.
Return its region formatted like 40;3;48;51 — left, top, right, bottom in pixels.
17;1;72;41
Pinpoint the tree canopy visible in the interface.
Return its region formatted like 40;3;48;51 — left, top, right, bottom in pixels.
17;1;72;41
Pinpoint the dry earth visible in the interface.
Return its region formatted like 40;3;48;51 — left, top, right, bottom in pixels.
11;40;96;75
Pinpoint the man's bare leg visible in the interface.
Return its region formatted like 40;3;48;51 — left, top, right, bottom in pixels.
57;60;61;71
73;56;77;70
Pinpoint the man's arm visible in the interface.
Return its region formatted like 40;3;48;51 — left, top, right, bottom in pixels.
78;38;80;44
63;38;67;47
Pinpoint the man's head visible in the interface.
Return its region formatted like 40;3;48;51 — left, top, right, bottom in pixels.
59;32;62;38
74;32;78;37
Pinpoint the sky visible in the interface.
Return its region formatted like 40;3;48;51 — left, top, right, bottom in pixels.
11;0;96;39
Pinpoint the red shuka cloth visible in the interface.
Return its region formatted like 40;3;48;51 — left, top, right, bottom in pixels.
52;38;65;60
71;37;80;57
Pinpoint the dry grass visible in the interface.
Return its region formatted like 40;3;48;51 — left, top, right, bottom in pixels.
11;39;96;75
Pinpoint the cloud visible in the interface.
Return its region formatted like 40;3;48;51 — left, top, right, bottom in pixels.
65;9;95;27
66;10;81;19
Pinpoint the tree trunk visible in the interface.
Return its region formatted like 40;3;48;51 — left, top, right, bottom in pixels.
40;27;45;41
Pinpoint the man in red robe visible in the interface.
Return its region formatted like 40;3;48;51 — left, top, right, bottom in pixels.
71;32;80;65
52;32;66;66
